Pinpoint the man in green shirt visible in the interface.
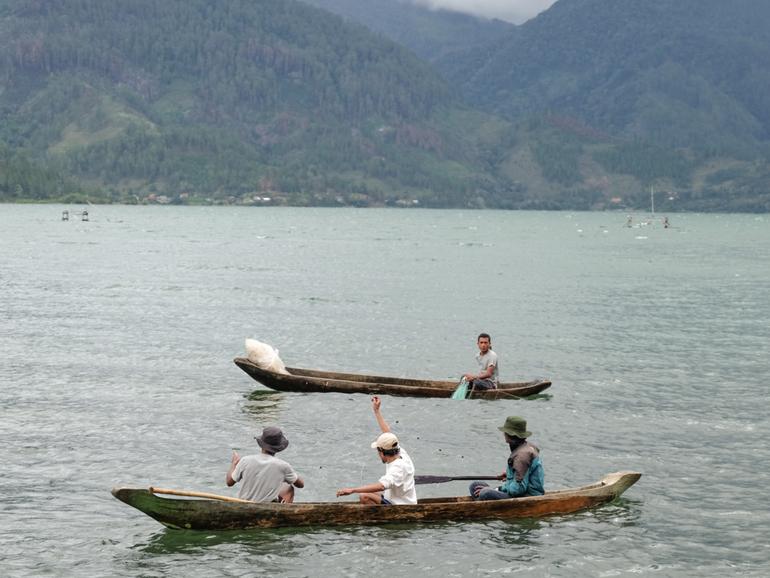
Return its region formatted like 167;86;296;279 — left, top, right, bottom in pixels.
470;416;544;500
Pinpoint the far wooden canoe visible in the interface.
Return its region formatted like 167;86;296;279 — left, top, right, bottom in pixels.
112;471;640;530
233;358;551;399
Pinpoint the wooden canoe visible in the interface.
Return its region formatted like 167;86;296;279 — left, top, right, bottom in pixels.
233;358;551;399
112;471;640;530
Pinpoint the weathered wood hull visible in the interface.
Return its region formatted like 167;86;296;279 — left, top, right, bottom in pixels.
233;358;551;399
112;471;640;530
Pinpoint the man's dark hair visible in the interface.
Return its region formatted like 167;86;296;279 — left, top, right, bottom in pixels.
478;333;491;341
379;447;400;457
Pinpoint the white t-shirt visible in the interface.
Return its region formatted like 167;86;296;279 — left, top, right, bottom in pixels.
232;453;298;502
379;447;417;505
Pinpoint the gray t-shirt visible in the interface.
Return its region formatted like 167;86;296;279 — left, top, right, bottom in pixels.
476;350;499;385
231;453;298;502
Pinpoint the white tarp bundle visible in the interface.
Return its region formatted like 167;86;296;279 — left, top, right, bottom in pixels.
244;338;288;374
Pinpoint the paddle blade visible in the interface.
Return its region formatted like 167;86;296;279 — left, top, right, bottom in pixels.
451;378;469;400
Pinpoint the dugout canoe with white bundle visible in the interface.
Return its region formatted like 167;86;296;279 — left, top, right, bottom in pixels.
233;357;551;399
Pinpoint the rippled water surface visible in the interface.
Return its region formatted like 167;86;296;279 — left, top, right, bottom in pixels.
1;206;769;576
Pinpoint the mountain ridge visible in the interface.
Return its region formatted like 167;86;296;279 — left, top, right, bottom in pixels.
1;0;769;211
300;0;515;62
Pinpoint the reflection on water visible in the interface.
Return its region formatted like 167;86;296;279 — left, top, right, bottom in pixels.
132;514;547;557
585;497;645;525
479;517;542;546
522;393;553;402
135;526;303;555
246;390;284;400
241;391;285;421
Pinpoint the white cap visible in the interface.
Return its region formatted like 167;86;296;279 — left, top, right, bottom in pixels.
371;432;399;450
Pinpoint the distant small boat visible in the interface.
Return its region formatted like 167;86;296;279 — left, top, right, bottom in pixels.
233;358;551;399
625;186;670;229
112;471;641;530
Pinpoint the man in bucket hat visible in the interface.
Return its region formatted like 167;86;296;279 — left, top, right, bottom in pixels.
469;416;544;500
336;396;416;505
226;426;304;503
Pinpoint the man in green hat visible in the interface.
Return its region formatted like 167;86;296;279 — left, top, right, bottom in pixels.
469;416;544;500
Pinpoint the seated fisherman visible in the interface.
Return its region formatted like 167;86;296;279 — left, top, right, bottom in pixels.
463;333;499;391
470;416;544;500
336;396;416;505
226;426;304;503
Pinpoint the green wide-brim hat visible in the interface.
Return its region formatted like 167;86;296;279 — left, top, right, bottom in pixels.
498;416;532;438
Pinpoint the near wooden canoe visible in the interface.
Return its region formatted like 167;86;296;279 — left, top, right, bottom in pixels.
112;471;640;530
233;358;551;399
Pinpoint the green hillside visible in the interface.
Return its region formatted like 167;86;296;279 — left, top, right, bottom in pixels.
444;0;770;149
2;0;770;210
0;142;89;202
0;0;510;205
436;0;770;210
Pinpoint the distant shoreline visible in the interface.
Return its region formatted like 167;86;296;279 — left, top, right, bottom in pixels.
3;199;767;214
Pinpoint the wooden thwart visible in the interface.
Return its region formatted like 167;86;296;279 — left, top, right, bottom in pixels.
149;487;253;504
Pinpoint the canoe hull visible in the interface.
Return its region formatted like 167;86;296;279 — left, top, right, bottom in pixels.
112;471;640;530
233;358;551;399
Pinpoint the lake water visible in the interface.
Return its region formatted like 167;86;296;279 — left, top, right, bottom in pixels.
1;205;768;576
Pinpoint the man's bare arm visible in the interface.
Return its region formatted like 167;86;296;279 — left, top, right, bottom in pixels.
372;396;390;432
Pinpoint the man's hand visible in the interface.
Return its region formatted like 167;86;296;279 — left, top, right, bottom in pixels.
497;471;507;480
226;451;241;487
336;488;355;497
372;395;391;432
473;486;483;498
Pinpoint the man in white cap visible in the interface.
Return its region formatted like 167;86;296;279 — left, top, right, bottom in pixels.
336;396;416;505
226;426;304;503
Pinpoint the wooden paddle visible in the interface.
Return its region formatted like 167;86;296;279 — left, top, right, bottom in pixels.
149;486;254;504
414;475;500;485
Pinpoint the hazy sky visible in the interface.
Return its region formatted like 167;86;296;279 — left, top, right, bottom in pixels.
410;0;558;23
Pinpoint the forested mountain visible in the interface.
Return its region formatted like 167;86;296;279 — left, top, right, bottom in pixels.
431;0;770;211
0;142;84;201
1;0;769;210
443;0;770;152
301;0;514;62
0;0;512;205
